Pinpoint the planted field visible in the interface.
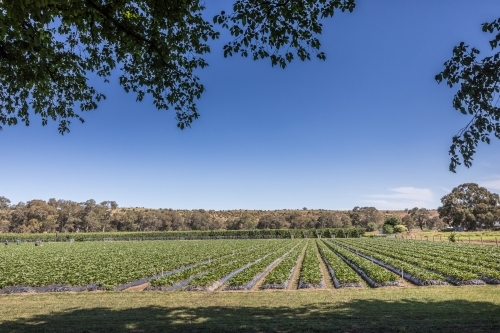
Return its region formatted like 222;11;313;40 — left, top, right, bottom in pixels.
186;241;291;290
0;237;499;293
0;240;273;290
261;241;305;289
326;241;399;287
317;240;361;288
331;239;446;285
298;241;323;288
225;241;298;290
335;238;500;285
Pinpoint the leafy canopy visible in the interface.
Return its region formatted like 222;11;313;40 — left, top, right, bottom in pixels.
437;183;500;231
3;1;498;173
0;0;355;133
383;216;399;227
408;207;430;231
436;18;500;172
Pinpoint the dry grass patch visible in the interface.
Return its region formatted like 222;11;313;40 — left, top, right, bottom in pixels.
0;286;499;332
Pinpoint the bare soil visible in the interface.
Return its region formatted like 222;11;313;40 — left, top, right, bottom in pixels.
123;282;149;292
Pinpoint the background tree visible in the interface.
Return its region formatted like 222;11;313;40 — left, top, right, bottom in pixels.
21;199;58;233
428;216;446;231
382;224;393;234
257;214;287;229
0;196;11;232
438;183;500;231
0;0;355;133
9;202;28;233
51;200;82;232
401;214;415;231
436;17;500;172
227;213;257;230
77;199;114;232
340;213;352;228
408;207;430;230
366;222;378;232
110;209;139;231
164;210;185;231
383;216;400;228
287;212;316;229
187;209;222;230
393;224;408;233
349;207;383;229
137;210;163;231
99;201;118;232
316;212;343;228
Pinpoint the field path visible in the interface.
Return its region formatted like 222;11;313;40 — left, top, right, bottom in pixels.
123;282;150;292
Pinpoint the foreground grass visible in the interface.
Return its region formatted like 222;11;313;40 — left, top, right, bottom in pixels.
1;286;499;332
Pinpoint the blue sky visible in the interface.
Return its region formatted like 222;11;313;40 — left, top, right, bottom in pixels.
1;0;500;210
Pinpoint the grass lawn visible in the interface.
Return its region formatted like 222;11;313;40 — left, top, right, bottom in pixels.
366;230;500;244
1;286;499;332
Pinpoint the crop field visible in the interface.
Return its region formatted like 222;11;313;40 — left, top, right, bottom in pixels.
1;238;499;294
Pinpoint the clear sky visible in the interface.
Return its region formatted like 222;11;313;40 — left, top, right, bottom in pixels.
1;0;500;210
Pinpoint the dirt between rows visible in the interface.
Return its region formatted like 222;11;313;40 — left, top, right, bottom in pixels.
315;242;333;290
123;283;150;292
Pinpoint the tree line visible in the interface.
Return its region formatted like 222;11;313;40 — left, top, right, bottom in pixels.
3;183;496;233
0;196;446;233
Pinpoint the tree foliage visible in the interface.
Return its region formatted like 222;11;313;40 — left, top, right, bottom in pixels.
0;0;355;133
256;214;286;229
349;206;383;228
0;195;402;233
438;183;500;231
2;1;500;173
436;18;500;172
366;221;377;232
382;224;393;234
408;207;430;230
383;216;400;227
401;214;414;230
428;216;446;231
392;224;407;233
214;0;355;67
0;196;12;232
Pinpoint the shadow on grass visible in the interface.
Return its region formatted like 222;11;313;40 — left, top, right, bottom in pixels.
1;298;499;332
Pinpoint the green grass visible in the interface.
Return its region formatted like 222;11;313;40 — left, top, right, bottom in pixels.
403;230;500;243
1;287;499;332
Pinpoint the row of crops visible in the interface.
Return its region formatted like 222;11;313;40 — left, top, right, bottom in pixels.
2;228;365;242
334;238;500;285
1;238;499;293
